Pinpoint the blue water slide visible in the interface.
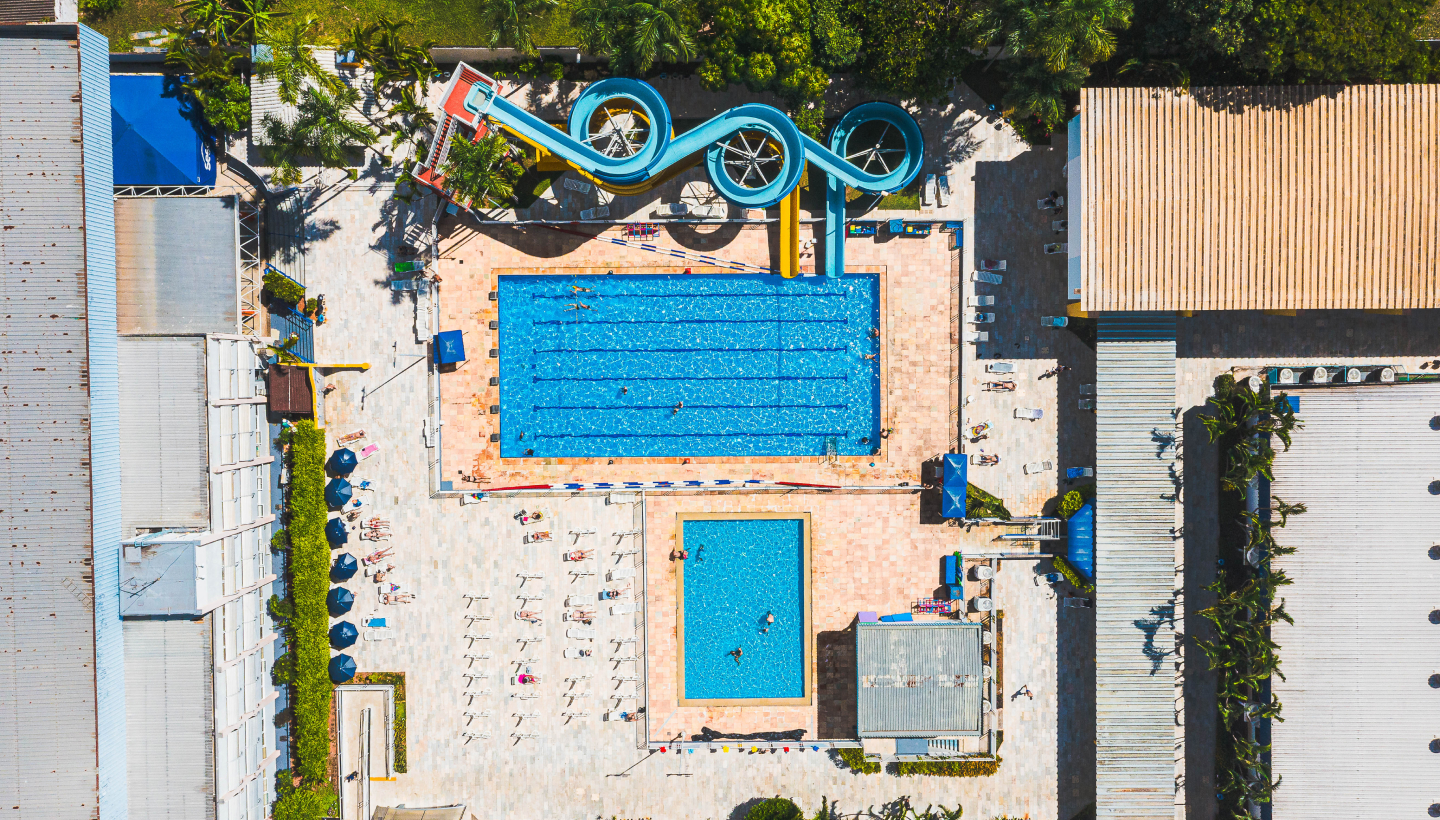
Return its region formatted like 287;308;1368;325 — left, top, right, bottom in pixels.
463;77;923;272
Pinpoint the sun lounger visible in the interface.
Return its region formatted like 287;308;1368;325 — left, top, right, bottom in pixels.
610;655;639;663
1015;408;1043;420
609;603;638;615
1063;597;1093;608
1079;383;1094;395
969;313;995;324
464;592;489;601
563;648;593;659
1052;219;1067;232
967;295;995;307
579;206;610;220
563;177;592;194
1078;398;1094;410
363;628;394;641
607;567;636;581
986;362;1016;374
360;443;379;459
511;732;540;740
970;454;999;466
336;429;367;446
1067;467;1095;479
462;732;491;740
1023;460;1054;475
464;632;492;641
965;331;988;344
463;710;492;719
565;594;593;608
978;259;1006;271
567;628;596;641
613;675;641;682
565;691;592;699
937;175;951;207
972;271;1003;285
1040;316;1069;327
562;711;591;719
1044;243;1068;255
922;174;937;207
464;652;493;661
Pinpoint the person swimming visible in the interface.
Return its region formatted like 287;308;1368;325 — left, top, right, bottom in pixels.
728;647;743;664
564;302;594;311
571;285;593;293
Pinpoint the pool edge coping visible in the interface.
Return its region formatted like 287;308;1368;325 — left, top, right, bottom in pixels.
673;511;814;707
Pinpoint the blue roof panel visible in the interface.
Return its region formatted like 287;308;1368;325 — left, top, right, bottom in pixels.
1066;499;1094;581
110;74;216;186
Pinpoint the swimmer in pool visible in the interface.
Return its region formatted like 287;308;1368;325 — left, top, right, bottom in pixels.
571;285;593;293
565;302;593;311
729;647;743;664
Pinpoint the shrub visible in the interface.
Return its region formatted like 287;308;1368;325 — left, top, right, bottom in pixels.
271;651;296;685
287;420;333;782
267;593;294;621
892;756;1002;777
264;270;306;306
352;672;408;772
1051;555;1094;593
1057;482;1096;518
744;798;803;820
272;774;337;820
835;747;881;774
966;483;1012;519
80;0;124;17
271;528;290;552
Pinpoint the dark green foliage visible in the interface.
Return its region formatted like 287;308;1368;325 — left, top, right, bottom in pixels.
440;133;526;207
1051;555;1094;593
272;775;337;820
352;672;408;772
268;593;295;621
164;41;252;136
287;420;333;783
847;0;982;100
696;0;828;134
835;747;882;773
270;651;296;684
80;0;124;18
1057;481;1095;518
892;756;1001;776
476;0;560;53
744;797;803;820
966;482;1012;519
261;85;379;186
811;0;860;68
271;528;290;552
571;0;699;75
263;270;306;306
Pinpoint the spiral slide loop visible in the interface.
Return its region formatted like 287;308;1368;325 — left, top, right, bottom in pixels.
463;76;923;210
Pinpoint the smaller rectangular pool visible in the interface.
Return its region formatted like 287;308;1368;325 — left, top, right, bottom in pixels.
677;514;811;704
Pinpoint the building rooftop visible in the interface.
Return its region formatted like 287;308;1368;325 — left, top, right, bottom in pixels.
116;196;239;335
1076;84;1440;312
855;621;984;738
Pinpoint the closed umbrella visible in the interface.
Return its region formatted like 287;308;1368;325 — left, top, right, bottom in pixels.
329;653;357;683
329;621;359;649
331;552;358;581
325;517;349;545
327;448;358;476
326;586;354;616
326;478;353;508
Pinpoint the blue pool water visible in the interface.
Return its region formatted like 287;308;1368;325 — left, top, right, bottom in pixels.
681;518;805;700
497;274;880;458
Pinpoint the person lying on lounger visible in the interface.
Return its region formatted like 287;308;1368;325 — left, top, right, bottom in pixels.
565;549;594;561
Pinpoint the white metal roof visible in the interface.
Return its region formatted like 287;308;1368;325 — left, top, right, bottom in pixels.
1269;383;1440;818
855;621;984;737
123;618;215;820
119;337;209;531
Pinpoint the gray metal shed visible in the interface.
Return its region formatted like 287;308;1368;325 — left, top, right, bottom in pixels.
855;621;984;738
116;196;239;335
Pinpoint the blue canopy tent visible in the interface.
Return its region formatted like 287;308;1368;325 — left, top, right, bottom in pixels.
433;330;466;365
329;653;357;683
1066;499;1095;582
326;478;353;509
941;453;967;518
325;517;349;546
110;74;217;186
326;586;354;616
329;621;359;649
331;552;359;581
327;448;359;476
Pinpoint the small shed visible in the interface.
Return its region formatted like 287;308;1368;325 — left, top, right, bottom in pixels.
856;621;984;738
267;364;314;415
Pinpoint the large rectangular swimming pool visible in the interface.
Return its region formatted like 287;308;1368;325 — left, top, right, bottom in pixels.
497;273;880;458
678;515;809;703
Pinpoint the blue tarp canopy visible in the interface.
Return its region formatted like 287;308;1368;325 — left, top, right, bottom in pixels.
941;454;967;518
1066;500;1095;581
433;330;466;365
110;74;216;186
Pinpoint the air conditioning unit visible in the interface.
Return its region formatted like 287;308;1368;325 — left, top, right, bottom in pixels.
1372;367;1397;383
1345;367;1363;383
1275;368;1296;385
1309;366;1331;384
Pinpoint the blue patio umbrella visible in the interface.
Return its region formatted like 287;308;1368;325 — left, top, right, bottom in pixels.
326;478;353;508
331;552;359;581
326;586;354;616
329;621;359;649
325;517;349;545
327;448;358;476
329;653;357;683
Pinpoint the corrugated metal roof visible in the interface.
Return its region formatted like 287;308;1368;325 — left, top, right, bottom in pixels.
0;25;104;819
1078;85;1440;311
119;337;209;532
855;622;983;737
124;618;215;820
116;196;239;335
1094;313;1177;818
250;48;377;145
1269;383;1440;818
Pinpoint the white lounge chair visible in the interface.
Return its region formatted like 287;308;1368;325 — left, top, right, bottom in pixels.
690;203;725;218
563;177;592;194
658;202;689;216
606;493;639;505
922;174;937;207
978;259;1006;271
608;567;636;581
579;206;610;220
1040;316;1069;327
1015;408;1043;420
967;295;995;308
563;648;593;659
463;592;489;602
972;271;1003;285
613;674;640;682
1079;383;1095;395
970;454;999;466
462;732;490;740
566;594;592;607
985;362;1016;374
968;313;995;324
567;628;597;641
363;628;394;641
1052;219;1067;232
609;603;638;615
1023;460;1054;475
937;175;951;206
562;711;591;719
1044;243;1068;255
965;331;988;344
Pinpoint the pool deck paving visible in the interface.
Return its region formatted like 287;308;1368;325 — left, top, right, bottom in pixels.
287;79;1089;820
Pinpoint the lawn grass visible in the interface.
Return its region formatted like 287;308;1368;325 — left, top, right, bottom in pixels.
85;0;577;52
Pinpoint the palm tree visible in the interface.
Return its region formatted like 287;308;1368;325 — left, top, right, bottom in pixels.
1035;0;1131;71
255;16;345;105
571;0;626;58
624;0;695;73
262;85;379;185
340;21;379;64
1001;60;1087;130
439;132;522;207
230;0;287;46
177;0;236;44
165;39;251;134
476;0;559;55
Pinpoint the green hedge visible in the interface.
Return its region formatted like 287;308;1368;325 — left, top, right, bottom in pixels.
272;773;337;820
1052;555;1095;594
744;798;803;820
352;672;407;772
264;269;306;306
1057;482;1096;518
892;756;1002;777
835;747;881;774
287;420;333;783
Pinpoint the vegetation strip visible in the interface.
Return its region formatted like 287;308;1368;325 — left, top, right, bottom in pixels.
1198;375;1304;818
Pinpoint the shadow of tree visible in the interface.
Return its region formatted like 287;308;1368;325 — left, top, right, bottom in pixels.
817;622;858;739
1134;601;1176;675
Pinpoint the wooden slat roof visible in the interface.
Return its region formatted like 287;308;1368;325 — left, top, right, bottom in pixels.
1079;85;1440;311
